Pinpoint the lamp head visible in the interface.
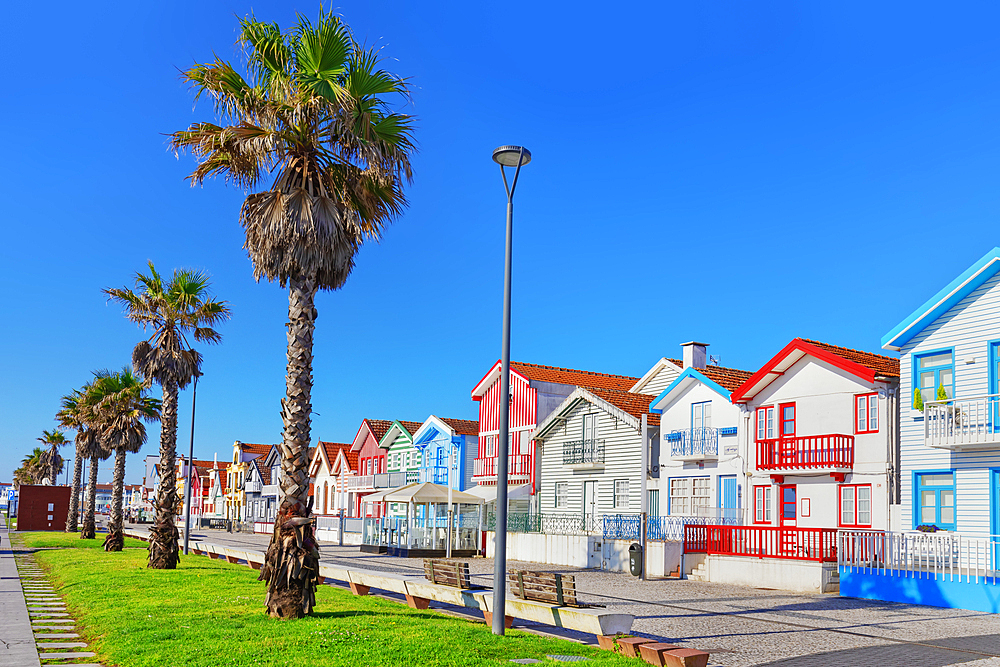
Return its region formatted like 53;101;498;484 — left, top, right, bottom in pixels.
492;145;532;167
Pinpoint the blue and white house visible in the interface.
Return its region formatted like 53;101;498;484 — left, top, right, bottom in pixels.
650;342;753;522
410;416;478;493
840;247;1000;613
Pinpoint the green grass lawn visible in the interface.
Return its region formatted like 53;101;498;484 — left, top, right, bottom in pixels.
32;542;634;666
19;531;147;549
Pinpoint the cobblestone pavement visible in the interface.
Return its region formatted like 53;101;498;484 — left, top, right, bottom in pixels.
148;526;1000;667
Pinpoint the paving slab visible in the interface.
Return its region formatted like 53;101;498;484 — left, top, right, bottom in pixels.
35;642;88;649
0;527;40;667
38;651;96;658
34;634;79;639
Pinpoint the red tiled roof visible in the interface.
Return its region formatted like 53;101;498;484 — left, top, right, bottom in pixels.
238;442;273;458
588;388;661;427
258;463;272;486
396;421;424;438
698;365;756;392
319;441;358;472
364;420;394;443
800;339;900;377
438;418;480;436
510;361;640;392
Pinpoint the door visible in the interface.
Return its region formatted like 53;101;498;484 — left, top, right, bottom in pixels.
779;484;797;556
692;402;712;456
993;470;1000;569
719;475;737;521
583;413;597;460
992;343;1000;432
778;403;796;465
583;481;598;529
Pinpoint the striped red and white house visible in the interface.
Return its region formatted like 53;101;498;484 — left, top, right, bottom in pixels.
470;361;642;502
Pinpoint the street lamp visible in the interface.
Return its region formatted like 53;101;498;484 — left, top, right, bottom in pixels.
183;374;199;555
490;144;531;636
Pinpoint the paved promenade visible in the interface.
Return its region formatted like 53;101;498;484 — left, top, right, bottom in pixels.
154;525;1000;667
0;526;40;667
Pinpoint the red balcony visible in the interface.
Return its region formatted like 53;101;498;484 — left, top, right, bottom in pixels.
473;454;532;481
755;434;854;472
684;524;837;562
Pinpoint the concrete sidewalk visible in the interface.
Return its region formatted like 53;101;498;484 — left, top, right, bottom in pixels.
0;526;40;667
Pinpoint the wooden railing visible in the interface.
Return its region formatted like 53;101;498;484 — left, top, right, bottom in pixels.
925;394;1000;449
472;454;532;479
755;434;854;471
683;524;838;562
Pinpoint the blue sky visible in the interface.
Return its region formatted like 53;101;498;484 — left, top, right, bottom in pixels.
2;1;999;485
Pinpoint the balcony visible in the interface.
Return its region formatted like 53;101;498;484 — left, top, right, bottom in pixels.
925;394;1000;450
346;471;409;492
755;434;854;474
472;454;532;482
668;428;719;461
562;439;605;469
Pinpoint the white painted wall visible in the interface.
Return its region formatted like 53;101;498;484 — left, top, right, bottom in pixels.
484;531;682;577
897;272;1000;535
657;381;747;518
741;355;894;530
687;554;838;593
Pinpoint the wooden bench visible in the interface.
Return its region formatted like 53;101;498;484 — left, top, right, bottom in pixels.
507;569;585;607
423;559;473;589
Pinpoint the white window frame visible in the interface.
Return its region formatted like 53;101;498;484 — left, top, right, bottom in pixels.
754;485;771;523
756;406;775;440
613;479;630;509
555;482;568;509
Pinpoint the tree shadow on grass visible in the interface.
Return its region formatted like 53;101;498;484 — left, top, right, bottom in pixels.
310;610;380;620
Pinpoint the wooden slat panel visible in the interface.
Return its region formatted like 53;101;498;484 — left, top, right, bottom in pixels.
423;559;472;589
506;569;579;606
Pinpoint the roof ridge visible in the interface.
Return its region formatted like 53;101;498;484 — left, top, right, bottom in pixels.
512;360;640;381
799;338;898;363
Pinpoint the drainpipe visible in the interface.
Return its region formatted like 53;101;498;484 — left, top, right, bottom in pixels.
640;413;648;581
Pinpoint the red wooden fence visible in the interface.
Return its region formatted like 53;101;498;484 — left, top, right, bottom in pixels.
684;524;838;562
756;434;854;470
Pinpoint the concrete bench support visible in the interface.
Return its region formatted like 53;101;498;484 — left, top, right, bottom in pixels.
637;643;683;665
405;595;430;610
349;582;370;596
225;555;240;564
615;637;654;658
482;611;513;628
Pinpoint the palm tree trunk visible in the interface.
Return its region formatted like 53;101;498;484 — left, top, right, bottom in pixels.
81;454;99;539
50;444;59;486
66;448;83;532
104;447;126;552
148;379;180;569
260;277;320;618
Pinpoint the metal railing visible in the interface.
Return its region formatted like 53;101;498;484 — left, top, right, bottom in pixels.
669;428;719;458
756;434;854;470
925;394;1000;449
473;454;532;479
563;439;606;465
315;515;341;531
343;517;363;533
485;512;601;535
684;524;838;562
647;515;742;541
839;530;1000;583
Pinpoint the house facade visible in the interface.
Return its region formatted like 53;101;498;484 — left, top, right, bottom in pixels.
244;446;281;523
470;361;646;512
882;247;1000;535
310;441;357;516
346;419;397;516
650;343;753;520
730;339;900;531
224;441;272;521
411;416;478;491
532;387;659;522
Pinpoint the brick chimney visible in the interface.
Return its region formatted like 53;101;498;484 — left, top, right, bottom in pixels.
681;341;709;369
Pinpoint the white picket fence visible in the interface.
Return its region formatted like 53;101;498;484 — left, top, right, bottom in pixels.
839;530;1000;584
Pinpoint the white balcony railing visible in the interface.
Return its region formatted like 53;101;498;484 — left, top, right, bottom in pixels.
839;529;1000;583
668;428;719;460
925;394;1000;450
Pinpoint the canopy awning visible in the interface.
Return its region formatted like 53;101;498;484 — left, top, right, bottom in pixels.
464;483;531;503
360;484;418;504
382;482;484;504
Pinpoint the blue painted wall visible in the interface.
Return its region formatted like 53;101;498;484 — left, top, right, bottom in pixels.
840;568;1000;614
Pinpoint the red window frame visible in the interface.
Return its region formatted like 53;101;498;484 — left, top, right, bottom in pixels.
755;406;775;441
838;484;873;528
779;402;796;438
753;485;771;524
855;393;879;434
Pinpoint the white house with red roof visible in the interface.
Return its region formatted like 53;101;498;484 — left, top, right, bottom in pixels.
730;338;900;532
470;360;649;513
310;441;357;517
650;343;754;522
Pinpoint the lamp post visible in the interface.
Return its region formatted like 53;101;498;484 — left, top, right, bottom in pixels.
183;374;199;555
490;144;531;636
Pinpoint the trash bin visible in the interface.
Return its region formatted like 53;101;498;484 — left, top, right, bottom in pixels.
629;542;643;577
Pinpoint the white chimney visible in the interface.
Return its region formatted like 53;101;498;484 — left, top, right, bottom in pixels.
681;341;709;369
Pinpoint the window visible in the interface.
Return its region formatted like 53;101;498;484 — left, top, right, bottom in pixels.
555;482;568;509
779;403;796;437
754;485;771;523
692;402;712;429
669;477;710;515
756;407;775;441
916;472;956;530
915;350;954;403
614;480;630;509
839;485;872;527
855;394;879;434
583;413;598;443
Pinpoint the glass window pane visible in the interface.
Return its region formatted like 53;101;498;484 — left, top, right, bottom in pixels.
920;474;954;486
869;396;879;430
921;372;936;389
920;352;952;368
940;489;954;507
857;397;866;431
940;370;953;396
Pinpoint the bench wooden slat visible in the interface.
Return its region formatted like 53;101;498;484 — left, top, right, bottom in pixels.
507;569;580;607
422;559;472;589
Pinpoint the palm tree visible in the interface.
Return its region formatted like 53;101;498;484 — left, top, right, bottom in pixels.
37;429;69;486
72;382;112;540
88;369;160;551
57;387;89;531
170;10;414;617
20;447;50;484
104;263;228;566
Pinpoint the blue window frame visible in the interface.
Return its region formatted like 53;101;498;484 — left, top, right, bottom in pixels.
913;471;956;530
913;348;954;404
